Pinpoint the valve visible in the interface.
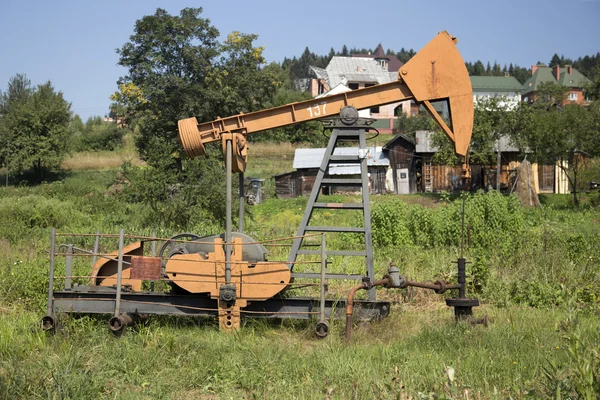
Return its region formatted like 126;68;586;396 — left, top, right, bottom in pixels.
384;262;407;288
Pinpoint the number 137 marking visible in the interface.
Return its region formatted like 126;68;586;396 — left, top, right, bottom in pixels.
306;102;327;117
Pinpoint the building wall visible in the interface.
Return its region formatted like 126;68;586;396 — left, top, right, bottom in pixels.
274;167;390;197
564;88;586;105
385;139;417;194
473;91;521;110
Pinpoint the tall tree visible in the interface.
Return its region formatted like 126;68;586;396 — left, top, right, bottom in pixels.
0;76;71;181
516;104;600;205
549;53;562;67
111;8;282;228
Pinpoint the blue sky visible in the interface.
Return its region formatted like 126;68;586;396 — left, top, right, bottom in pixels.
1;0;598;120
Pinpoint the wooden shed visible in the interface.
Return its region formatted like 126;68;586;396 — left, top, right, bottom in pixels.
382;133;418;194
274;147;392;198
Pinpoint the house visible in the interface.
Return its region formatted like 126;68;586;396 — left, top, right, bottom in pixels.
386;130;569;194
470;76;523;110
351;44;404;73
521;64;591;105
304;54;411;134
274;147;392;198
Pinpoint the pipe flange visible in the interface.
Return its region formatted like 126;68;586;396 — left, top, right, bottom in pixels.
41;315;56;332
220;284;237;302
315;321;329;339
434;280;446;294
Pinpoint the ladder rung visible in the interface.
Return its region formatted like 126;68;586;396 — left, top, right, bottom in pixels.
291;272;366;280
304;226;365;233
313;203;364;209
328;155;361;163
297;250;367;256
321;178;362;185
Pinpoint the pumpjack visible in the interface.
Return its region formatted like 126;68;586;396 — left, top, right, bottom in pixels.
44;31;480;336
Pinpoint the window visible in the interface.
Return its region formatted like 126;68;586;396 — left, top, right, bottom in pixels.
348;83;359;90
568;92;578;101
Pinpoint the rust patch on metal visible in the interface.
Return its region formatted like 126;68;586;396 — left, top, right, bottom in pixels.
130;256;162;280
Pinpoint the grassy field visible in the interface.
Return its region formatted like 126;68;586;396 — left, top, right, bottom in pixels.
1;145;599;399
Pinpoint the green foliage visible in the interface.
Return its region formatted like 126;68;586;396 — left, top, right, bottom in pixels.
250;66;325;145
371;191;525;252
0;74;72;181
111;8;285;226
0;166;599;398
396;111;436;139
539;298;600;399
515;103;600;205
0;195;90;243
71;116;124;151
536;81;570;106
118;155;228;230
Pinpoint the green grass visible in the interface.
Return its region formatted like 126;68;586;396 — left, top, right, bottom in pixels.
2;302;595;399
1;150;600;398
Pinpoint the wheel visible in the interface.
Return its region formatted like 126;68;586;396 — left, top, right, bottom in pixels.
158;233;203;261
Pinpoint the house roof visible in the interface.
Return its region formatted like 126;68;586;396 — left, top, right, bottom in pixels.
293;146;389;175
351;44;404;72
470;76;523;93
382;133;416;150
522;66;591;95
320;56;395;88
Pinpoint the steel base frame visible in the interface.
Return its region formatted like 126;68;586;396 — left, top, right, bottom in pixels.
50;287;390;321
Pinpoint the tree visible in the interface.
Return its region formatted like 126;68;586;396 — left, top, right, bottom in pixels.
517;104;600;205
549;53;562;67
584;65;600;102
0;75;71;181
432;97;527;188
72;116;124;152
396;110;436;139
535;81;569;106
473;61;485;76
112;8;282;228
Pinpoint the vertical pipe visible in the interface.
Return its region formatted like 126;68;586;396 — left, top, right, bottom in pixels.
359;129;375;300
225;139;232;284
457;257;466;299
496;142;501;192
64;244;73;290
460;197;465;257
114;229;124;317
238;172;245;233
91;231;100;269
150;232;156;292
46;227;56;316
319;233;327;323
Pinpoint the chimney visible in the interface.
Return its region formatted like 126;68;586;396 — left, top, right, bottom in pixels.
552;65;561;81
531;65;539;75
566;64;573;75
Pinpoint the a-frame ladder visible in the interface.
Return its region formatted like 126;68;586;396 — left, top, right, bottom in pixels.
287;116;376;300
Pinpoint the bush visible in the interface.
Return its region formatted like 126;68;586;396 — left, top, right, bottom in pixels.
0;195;90;243
371;191;526;251
72;116;124;152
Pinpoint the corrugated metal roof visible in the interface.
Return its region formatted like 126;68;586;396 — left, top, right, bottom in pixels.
325;57;393;88
470;76;523;92
293;146;389;175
